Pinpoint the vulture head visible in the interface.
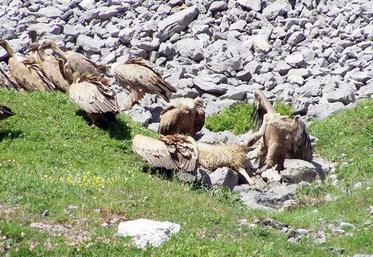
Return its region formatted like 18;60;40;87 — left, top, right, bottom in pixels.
193;97;205;109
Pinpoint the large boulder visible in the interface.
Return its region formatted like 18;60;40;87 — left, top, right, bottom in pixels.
281;159;318;183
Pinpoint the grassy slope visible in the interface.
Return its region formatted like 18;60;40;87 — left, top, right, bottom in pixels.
0;89;372;256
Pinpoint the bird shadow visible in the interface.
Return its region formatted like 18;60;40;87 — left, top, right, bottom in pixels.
75;110;131;140
0;130;23;142
142;166;175;181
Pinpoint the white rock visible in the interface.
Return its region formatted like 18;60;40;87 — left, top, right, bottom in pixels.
210;167;239;190
285;53;305;67
117;219;180;249
261;168;281;182
79;0;95;10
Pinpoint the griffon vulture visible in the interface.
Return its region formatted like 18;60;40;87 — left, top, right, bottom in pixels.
40;40;108;84
159;97;205;136
26;42;69;92
248;90;313;171
113;57;176;105
0;38;55;92
132;134;255;185
0;105;14;121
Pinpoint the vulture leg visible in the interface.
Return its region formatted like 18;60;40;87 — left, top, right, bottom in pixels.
246;119;267;148
238;168;254;185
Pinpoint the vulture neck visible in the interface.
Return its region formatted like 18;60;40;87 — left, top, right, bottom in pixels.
1;41;15;58
52;46;67;62
255;91;275;114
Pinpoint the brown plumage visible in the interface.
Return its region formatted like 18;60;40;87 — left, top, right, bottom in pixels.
249;90;313;170
0;38;54;92
26;34;69;92
113;57;176;105
68;74;119;126
159;97;205;136
40;40;107;84
0;105;14;121
132;134;254;184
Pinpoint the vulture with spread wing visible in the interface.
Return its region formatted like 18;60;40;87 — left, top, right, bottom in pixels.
132;134;255;185
0;105;14;121
26;32;69;92
68;74;119;126
40;40;107;85
113;57;176;105
248;90;313;171
0;38;55;92
159;97;205;136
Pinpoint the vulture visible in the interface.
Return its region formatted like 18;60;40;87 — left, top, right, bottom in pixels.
132;134;255;185
159;97;205;137
248;90;313;171
113;57;176;105
0;105;14;121
68;74;119;126
26;42;69;92
39;40;108;84
0;38;55;92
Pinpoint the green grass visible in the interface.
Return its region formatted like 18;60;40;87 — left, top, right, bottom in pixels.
206;100;294;135
0;89;372;256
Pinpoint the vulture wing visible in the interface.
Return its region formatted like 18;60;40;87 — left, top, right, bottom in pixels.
292;117;313;161
159;105;183;135
0;105;14;120
21;59;56;91
194;107;205;134
68;81;118;114
114;58;176;103
132;134;199;172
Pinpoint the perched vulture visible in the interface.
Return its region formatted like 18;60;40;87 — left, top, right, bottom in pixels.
68;74;119;126
159;97;205;136
40;40;107;84
0;38;55;92
0;105;14;121
113;57;176;105
26;42;69;92
248;90;313;171
132;134;254;185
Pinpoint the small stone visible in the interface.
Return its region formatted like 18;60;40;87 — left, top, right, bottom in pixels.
77;35;105;54
263;0;292;20
117;219;180;249
287;32;306;46
209;1;228;12
209;167;239;190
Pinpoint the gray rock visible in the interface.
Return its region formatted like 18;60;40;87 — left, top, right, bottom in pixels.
237;0;262;11
175;38;204;61
125;105;152;125
287;31;306;46
276;61;292;76
210;167;239;190
325;88;355;105
220;85;250;100
117;219;180;249
209;1;228;12
263;0;292;20
357;85;373;99
251;36;272;54
38;6;63;18
77;35;105;54
97;6;124;20
158;6;199;41
193;75;227;96
236;70;252;81
281;159;318;183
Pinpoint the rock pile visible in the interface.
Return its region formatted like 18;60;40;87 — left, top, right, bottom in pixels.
0;0;372;127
